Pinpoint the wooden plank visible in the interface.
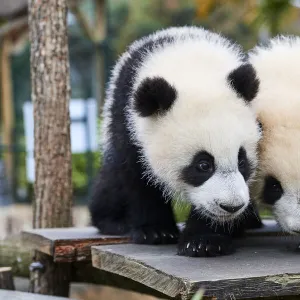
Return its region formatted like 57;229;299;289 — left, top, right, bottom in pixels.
22;227;130;262
21;220;283;263
0;289;75;300
92;222;300;300
0;267;15;290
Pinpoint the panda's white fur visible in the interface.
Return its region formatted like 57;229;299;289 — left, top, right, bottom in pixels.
102;26;260;222
249;36;300;234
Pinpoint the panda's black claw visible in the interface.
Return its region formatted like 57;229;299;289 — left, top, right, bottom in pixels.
177;234;234;257
131;227;179;245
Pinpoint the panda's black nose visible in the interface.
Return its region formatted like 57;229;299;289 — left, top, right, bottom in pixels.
219;203;244;213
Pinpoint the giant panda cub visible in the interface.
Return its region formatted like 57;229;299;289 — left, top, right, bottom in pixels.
89;26;262;257
249;36;300;235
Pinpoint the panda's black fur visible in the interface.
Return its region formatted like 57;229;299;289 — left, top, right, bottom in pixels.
89;26;262;257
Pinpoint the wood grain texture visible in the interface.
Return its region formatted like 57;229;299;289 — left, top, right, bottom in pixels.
29;0;72;229
28;0;73;295
0;267;15;290
0;289;75;300
92;228;300;299
22;227;130;262
22;220;283;263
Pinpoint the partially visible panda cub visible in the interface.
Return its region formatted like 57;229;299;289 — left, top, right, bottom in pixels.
249;36;300;235
89;26;262;257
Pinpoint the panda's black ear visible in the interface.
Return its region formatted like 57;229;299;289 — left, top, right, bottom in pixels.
228;63;259;102
133;77;177;117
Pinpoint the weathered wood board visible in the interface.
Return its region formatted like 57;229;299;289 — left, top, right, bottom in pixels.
92;221;300;300
0;290;74;300
22;227;130;262
0;267;15;290
21;220;283;263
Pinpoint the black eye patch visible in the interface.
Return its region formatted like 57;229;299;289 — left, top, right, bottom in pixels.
181;151;215;187
238;147;251;181
263;175;284;205
257;121;263;133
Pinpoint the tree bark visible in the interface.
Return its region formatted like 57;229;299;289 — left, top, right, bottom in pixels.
94;0;107;115
0;36;14;187
28;0;73;296
29;0;73;229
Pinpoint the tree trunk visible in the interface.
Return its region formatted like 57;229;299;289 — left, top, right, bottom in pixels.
0;36;14;188
28;0;73;296
94;0;107;115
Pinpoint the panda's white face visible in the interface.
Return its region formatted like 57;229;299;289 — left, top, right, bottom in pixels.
129;80;260;223
144;109;258;222
274;195;300;234
126;36;260;223
249;36;300;234
256;172;300;234
184;163;250;222
253;129;300;234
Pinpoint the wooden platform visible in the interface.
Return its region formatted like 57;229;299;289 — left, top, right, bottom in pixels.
0;290;74;300
21;220;283;263
91;220;300;300
22;227;130;262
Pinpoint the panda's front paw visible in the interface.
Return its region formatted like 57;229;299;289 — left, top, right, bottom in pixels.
131;226;179;245
177;234;234;257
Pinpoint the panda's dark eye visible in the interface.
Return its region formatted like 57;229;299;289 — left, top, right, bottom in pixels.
197;161;212;172
181;151;215;187
271;182;281;192
263;176;283;205
258;121;263;132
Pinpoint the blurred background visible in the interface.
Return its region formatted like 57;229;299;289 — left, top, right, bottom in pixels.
1;0;300;299
1;0;300;243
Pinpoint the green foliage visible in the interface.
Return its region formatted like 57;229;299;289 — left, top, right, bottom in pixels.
172;200;191;223
254;0;294;36
15;150;101;202
108;0;197;56
106;0;260;59
191;289;205;300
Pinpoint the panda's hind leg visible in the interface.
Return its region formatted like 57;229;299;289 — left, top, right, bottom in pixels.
88;163;129;235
